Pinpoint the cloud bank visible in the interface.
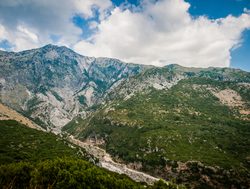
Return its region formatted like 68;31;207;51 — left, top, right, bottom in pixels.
0;0;250;68
0;0;112;50
74;0;250;67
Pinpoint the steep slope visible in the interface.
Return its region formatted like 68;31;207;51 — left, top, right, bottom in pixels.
0;120;91;164
1;45;250;188
0;45;148;132
0;120;179;189
0;103;43;130
64;66;250;188
0;104;163;185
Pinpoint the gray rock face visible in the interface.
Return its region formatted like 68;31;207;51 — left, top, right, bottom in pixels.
0;44;147;132
105;64;250;103
1;44;250;133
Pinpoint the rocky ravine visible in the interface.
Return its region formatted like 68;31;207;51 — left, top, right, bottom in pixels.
0;101;160;185
68;135;160;185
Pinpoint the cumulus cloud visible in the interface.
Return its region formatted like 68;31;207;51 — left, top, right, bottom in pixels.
74;0;250;68
0;0;250;68
0;0;112;51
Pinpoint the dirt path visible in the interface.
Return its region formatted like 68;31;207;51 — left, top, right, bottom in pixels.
68;135;159;185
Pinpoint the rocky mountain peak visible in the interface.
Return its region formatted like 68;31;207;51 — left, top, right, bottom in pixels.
1;45;249;133
0;45;148;131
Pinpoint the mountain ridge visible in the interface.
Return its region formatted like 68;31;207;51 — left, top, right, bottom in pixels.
1;44;249;132
1;45;250;188
0;45;148;132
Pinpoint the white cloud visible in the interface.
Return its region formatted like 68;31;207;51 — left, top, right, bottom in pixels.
0;0;112;51
17;26;38;42
74;0;113;19
74;0;250;68
244;8;250;14
0;23;42;50
0;0;250;68
0;25;6;41
89;21;99;30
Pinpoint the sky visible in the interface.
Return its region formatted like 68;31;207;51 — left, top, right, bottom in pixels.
0;0;249;71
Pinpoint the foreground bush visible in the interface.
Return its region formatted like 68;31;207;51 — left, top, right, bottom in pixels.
0;158;180;189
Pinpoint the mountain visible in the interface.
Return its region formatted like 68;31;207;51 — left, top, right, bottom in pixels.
1;45;250;188
63;65;250;188
0;44;149;133
0;102;42;130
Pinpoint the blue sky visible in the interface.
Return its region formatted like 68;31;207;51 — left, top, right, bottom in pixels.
0;0;249;71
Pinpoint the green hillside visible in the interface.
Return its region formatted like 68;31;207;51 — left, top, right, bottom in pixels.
64;77;250;188
0;158;151;189
0;120;89;164
0;120;179;189
1;45;250;188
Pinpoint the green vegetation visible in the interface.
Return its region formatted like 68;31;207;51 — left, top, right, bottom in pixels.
23;97;48;128
65;78;250;188
0;158;180;189
78;95;87;105
0;120;179;189
51;90;63;102
63;117;88;134
0;120;87;164
0;158;144;189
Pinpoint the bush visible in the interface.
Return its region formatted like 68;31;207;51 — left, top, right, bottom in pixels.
0;158;180;189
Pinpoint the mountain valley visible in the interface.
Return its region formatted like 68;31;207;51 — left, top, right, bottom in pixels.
1;45;250;188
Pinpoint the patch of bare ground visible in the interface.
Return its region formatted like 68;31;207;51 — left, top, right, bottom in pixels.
209;89;243;107
238;83;250;89
208;88;250;119
0;103;44;131
239;110;250;115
